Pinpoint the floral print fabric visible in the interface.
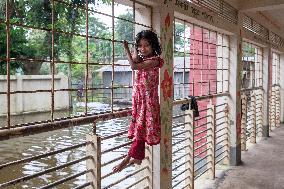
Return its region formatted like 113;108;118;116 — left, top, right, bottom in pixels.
128;56;164;145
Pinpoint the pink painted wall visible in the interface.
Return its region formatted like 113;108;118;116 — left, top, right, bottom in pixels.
189;27;217;157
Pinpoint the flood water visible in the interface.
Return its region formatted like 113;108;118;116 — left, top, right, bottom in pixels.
0;103;190;189
0;103;136;189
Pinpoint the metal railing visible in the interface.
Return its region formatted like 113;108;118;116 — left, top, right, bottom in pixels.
171;95;230;189
241;88;264;150
269;85;281;130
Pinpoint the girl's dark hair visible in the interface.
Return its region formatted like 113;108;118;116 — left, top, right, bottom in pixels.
135;30;162;56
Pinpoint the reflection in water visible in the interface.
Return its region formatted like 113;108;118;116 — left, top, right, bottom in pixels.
0;103;136;188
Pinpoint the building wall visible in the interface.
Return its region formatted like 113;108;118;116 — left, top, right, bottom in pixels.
0;74;69;116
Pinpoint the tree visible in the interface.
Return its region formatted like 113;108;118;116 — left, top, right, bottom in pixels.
0;24;35;74
115;11;134;58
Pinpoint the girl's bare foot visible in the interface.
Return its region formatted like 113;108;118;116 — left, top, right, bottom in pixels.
112;156;143;173
112;156;130;173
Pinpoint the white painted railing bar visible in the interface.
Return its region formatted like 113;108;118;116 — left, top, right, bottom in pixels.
194;127;212;136
101;141;132;154
215;145;228;153
194;115;211;122
124;176;149;189
215;110;226;114
195;148;210;158
215;148;227;159
101;156;149;180
103;165;149;189
172;160;191;172
173;137;189;146
198;107;212;113
194;160;210;175
101;130;128;141
0;141;88;169
215;116;226;122
172;153;189;164
73;182;92;189
172;122;188;129
216;138;228;146
173;113;187;119
216;132;227;139
195;152;210;165
0;156;90;188
173;144;192;155
101;154;127;167
172;176;190;189
215;103;226;108
216;155;229;165
181;183;191;189
172;169;189;181
39;170;90;189
215;123;227;131
194;122;210;129
194;135;208;143
194;141;211;152
172;130;191;138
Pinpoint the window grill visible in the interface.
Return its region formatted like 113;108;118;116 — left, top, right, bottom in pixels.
270;32;284;48
243;15;269;41
272;52;280;85
174;18;229;100
0;0;152;127
190;0;238;24
242;42;263;89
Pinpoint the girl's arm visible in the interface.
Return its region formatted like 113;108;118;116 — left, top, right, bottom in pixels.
123;40;159;70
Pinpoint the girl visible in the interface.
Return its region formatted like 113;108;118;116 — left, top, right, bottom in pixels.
113;30;164;173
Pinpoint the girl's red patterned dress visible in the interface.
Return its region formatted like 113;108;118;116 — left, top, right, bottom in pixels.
128;56;164;146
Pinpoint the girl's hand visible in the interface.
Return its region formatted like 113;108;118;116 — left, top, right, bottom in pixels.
123;40;129;49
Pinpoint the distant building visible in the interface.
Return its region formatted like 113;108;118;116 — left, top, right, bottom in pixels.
95;57;190;102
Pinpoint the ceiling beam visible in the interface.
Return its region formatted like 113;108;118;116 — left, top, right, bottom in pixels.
239;0;284;11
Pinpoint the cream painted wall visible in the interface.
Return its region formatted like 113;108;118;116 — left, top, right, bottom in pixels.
0;74;69;116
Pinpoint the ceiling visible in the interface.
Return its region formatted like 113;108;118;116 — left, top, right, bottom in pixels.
225;0;284;38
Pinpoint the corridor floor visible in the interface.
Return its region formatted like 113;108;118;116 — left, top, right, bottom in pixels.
212;125;284;189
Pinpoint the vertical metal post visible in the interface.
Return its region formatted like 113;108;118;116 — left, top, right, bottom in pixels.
86;133;101;189
85;0;89;115
5;0;11;127
185;109;194;189
86;122;101;189
51;0;55;121
111;0;114;112
207;101;216;179
241;94;247;151
223;101;230;165
250;92;256;144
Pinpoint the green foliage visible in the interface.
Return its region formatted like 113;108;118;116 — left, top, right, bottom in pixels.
1;0;131;77
174;23;187;55
0;24;33;74
115;11;134;58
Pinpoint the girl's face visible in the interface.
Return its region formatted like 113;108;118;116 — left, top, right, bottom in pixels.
137;38;153;57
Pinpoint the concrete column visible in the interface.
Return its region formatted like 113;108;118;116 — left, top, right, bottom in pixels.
152;1;174;189
262;46;271;137
280;54;284;123
227;13;243;166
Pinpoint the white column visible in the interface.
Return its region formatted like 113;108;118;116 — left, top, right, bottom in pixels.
280;54;284;122
262;46;270;136
152;2;174;189
228;13;243;165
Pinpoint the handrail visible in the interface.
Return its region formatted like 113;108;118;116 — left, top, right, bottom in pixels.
0;108;132;141
0;92;229;141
